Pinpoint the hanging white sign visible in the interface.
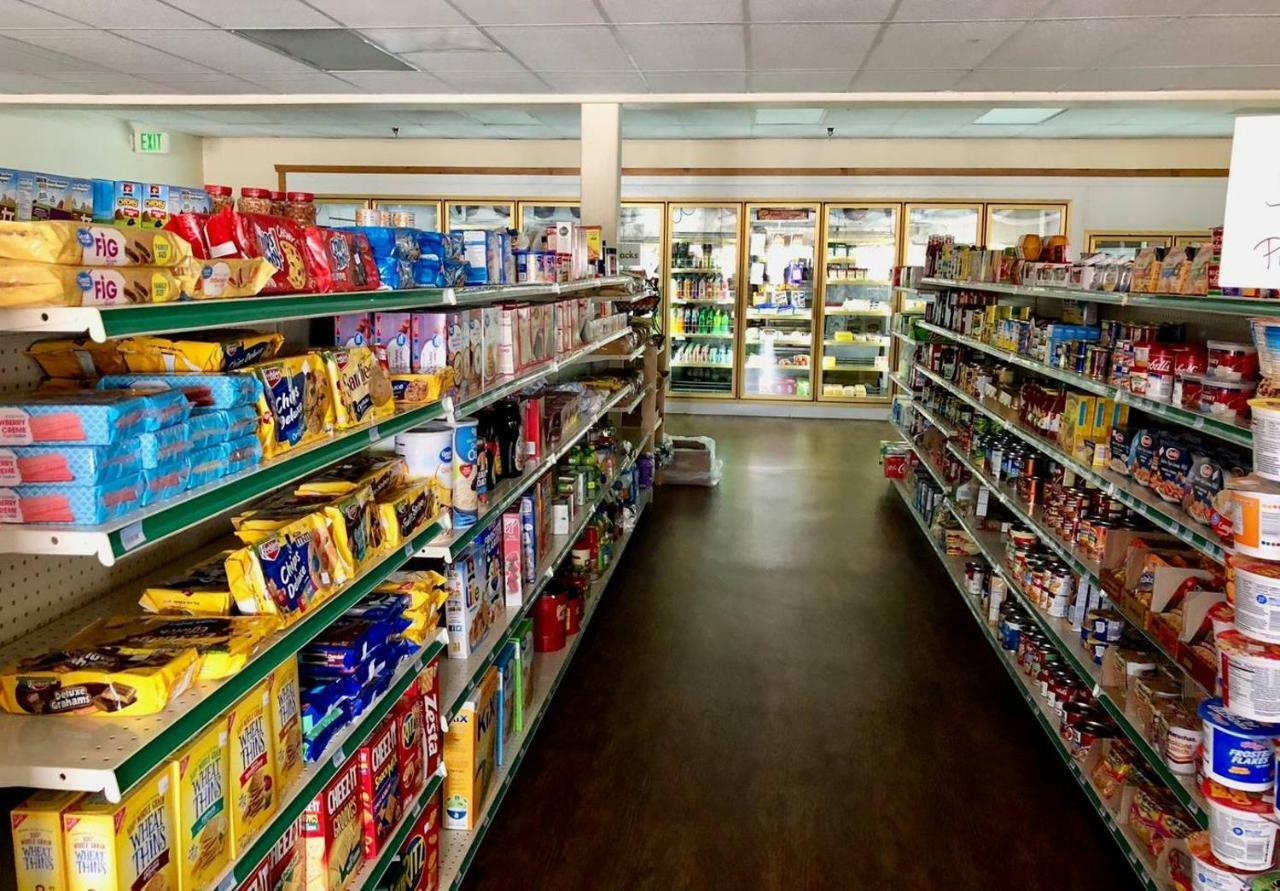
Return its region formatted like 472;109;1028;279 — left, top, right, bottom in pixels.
1220;115;1280;289
618;242;642;269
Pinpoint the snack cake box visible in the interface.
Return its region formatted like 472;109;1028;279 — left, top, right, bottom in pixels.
10;789;81;891
63;766;179;891
356;712;402;859
385;791;441;891
228;679;279;857
421;656;442;779
375;312;414;375
236;816;303;891
0;474;143;525
270;659;304;794
0;390;154;446
303;753;364;891
442;666;498;831
393;676;427;812
170;717;231;890
335;312;373;348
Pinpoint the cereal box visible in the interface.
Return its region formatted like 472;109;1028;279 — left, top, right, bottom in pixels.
392;677;426;812
494;642;517;767
303;753;364;891
481;306;502;387
356;713;401;858
501;511;524;607
444;311;469;398
142;183;170;228
270;659;304;794
11;789;80;891
465;308;483;396
64;767;178;891
442;666;498;831
384;792;440;891
374;312;413;375
236;816;302;891
510;619;535;734
420;657;442;780
171;720;230;890
0;168;35;222
228;680;278;856
480;523;503;628
443;543;488;659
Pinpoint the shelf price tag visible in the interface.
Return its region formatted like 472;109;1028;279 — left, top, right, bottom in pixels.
119;520;146;553
367;426;381;442
331;745;345;767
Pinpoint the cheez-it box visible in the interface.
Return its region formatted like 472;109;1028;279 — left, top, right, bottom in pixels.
303;754;364;891
393;677;426;812
356;713;401;859
236;816;303;891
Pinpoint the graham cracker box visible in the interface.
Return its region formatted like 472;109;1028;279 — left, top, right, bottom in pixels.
229;679;279;857
236;816;302;891
63;767;178;891
11;789;80;891
302;753;364;891
356;713;401;859
442;666;498;831
170;720;231;890
270;659;304;794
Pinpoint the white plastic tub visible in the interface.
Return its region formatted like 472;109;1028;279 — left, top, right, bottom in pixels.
1204;779;1279;871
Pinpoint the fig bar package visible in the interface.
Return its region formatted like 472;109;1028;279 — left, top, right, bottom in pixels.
10;790;80;891
0;260;195;307
304;753;365;891
356;713;401;858
0;219;194;266
63;766;179;891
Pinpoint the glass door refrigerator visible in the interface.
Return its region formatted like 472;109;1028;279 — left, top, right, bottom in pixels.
446;201;514;231
371;199;443;231
667;203;740;398
518;201;580;247
619;202;665;296
742;203;818;400
817;204;898;402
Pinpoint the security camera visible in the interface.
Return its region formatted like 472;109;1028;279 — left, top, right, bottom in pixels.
391;126;400;137
826;126;834;137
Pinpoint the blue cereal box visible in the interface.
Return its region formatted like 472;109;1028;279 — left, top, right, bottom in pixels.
91;180;144;227
0;168;35;221
0;441;141;486
32;173;93;222
494;642;517;766
0;474;142;524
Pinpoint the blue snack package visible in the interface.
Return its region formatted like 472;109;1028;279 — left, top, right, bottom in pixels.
137;422;191;469
187;404;258;449
302;704;347;762
0;441;141;486
98;372;261;411
0;390;153;446
301;641;393;685
140;457;191;506
137;388;192;430
301;674;361;733
0;475;143;524
300;615;406;672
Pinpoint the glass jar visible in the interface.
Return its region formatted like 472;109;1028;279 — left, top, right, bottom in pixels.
269;190;287;217
285;191;316;227
237;187;271;215
206;184;233;214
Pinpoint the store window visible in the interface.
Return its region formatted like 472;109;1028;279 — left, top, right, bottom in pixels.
1085;232;1174;258
985;204;1067;251
518;202;580;246
904;204;981;266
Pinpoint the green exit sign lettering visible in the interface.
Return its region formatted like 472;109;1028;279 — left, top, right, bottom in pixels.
135;131;169;154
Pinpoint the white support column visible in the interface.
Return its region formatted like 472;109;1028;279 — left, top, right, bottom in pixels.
579;102;621;245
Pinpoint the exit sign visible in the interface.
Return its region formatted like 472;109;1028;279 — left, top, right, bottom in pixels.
135;131;169;154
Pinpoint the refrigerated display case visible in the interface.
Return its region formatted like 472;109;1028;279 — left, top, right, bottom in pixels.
817;204;897;402
447;200;514;230
742;204;818;400
518;201;580;246
904;203;982;266
667;203;740;397
984;203;1067;250
619;202;665;296
372;198;443;231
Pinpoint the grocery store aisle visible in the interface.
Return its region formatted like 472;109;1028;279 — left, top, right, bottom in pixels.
465;417;1136;889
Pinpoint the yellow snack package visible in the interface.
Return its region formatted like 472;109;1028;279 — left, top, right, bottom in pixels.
227;680;278;857
324;346;395;430
119;330;284;374
0;219;194;266
0;644;199;717
372;480;437;553
0;259;195;307
400;607;439;647
226;514;343;622
389;369;453;405
139;550;235;616
180;257;278;300
170;720;231;891
268;659;303;794
374;569;448;611
233;486;373;577
67;614;279;682
10;789;81;891
26;336;127;379
295;453;407;500
63;767;179;891
246;353;335;458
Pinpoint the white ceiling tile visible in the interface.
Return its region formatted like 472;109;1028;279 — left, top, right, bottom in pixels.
6;29;212;73
539;70;650;91
615;25;746;71
644;71;749;91
749;24;877;70
359;27;497;54
244;73;363;92
749;70;857;91
979;18;1160;69
1118;17;1280;67
0;0;82;27
42;71;175;93
599;0;741;23
486;25;633;72
138;30;320;73
434;71;552;92
402;49;525;74
304;0;469;28
25;0;210;28
893;0;1051;20
1039;0;1229;13
1172;65;1280;90
747;0;895;22
322;70;451;90
160;0;336;28
952;67;1072;91
0;72;65;91
132;72;259;90
457;0;605;25
0;36;104;72
850;68;967;90
864;21;1024;69
1056;67;1196;91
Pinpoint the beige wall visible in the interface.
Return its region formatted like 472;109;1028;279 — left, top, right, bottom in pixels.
202;135;1231;188
0;110;204;184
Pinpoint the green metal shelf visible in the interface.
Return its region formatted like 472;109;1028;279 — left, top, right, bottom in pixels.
922;276;1280;318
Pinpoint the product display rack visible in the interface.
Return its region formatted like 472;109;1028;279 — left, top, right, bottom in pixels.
888;370;916;394
440;489;651;890
915;320;1251;449
909;399;956;439
666;202;741;398
921;277;1280;319
891;478;1164;891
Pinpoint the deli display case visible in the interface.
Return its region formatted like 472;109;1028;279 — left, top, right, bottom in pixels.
667;203;740;397
817;204;897;402
742;203;818;400
447;201;514;231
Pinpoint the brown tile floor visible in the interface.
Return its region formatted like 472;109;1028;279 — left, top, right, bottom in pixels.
462;416;1139;890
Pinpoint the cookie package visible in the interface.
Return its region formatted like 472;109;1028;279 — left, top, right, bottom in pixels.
0;219;194;266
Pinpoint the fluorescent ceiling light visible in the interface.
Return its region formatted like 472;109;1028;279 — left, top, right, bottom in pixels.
233;29;413;71
754;107;826;125
972;107;1065;125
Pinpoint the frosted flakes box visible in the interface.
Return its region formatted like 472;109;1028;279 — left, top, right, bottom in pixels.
170;719;231;890
10;789;80;891
356;713;401;858
303;753;364;891
270;659;304;794
228;679;278;856
63;766;178;891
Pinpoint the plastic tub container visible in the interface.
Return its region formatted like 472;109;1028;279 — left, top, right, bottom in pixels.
1253;400;1280;481
1250;318;1280;379
1188;832;1265;891
1219;630;1280;722
1233;559;1280;644
1203;778;1279;871
1201;379;1257;420
1200;697;1280;791
1209;340;1260;383
1229;474;1280;559
1209;601;1236;639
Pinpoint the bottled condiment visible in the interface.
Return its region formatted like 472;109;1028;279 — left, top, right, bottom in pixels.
206;184;233;214
237;187;271;215
285;191;316;227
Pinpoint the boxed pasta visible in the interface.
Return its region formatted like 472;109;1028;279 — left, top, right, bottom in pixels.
171;719;231;890
10;790;80;891
442;666;498;830
63;767;179;891
303;753;364;891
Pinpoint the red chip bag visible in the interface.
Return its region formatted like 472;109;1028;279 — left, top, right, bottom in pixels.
205;207;311;294
164;212;211;259
348;231;381;291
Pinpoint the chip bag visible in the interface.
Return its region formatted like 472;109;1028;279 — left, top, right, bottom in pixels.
120;330;284;373
226;514;343;621
164;211;211;258
324;346;395;429
0;219;194;266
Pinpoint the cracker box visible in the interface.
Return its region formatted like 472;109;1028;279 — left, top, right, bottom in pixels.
228;679;279;856
10;789;80;891
384;791;440;891
392;677;426;812
442;666;498;831
374;312;414;374
356;713;401;859
236;816;302;891
420;656;442;779
481;306;502;387
63;767;178;891
171;719;231;890
411;312;448;373
335;313;373;348
444;542;488;659
501;511;524;607
271;659;304;794
494;642;517;767
303;753;364;891
510;618;536;734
